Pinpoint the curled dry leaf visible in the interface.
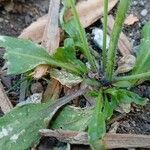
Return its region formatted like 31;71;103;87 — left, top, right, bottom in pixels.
19;15;48;43
125;14;139;26
33;64;49;79
116;55;136;74
19;0;118;43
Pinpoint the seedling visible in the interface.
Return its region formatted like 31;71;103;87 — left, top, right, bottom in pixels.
0;0;150;149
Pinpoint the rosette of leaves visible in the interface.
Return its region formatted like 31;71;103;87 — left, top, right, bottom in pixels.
0;0;150;149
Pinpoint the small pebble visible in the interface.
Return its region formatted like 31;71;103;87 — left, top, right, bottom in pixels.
92;28;110;50
0;18;3;22
141;9;148;16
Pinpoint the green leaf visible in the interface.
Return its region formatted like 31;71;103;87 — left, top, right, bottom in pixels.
52;38;87;73
50;69;83;88
106;0;131;81
105;88;147;106
103;98;113;120
1;36;51;74
62;0;97;71
0;36;85;75
132;22;150;74
51;106;93;131
113;81;133;88
88;91;106;149
0;103;51;150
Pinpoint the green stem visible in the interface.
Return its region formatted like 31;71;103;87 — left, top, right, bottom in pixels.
114;71;150;82
69;0;97;72
105;0;131;81
47;58;86;75
103;0;108;72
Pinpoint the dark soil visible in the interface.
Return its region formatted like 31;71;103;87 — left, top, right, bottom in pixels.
0;0;150;149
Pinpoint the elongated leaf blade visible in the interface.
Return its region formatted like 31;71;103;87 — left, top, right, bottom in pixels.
132;22;150;74
88;91;106;149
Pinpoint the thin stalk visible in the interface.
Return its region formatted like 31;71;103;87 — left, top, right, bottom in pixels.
47;59;86;75
105;0;131;81
69;0;97;72
114;71;150;82
102;0;109;72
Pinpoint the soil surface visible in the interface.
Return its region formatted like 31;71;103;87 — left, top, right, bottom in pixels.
0;0;150;149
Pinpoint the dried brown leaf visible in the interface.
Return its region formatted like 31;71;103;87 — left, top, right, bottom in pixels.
125;14;139;25
19;0;118;43
116;54;136;74
43;79;62;102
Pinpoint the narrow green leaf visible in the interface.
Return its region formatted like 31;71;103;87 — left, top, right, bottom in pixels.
63;0;97;72
88;91;106;149
102;0;109;71
106;0;131;81
114;71;150;82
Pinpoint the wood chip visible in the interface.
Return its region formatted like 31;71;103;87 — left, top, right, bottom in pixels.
104;15;132;56
0;81;13;113
40;129;150;149
125;14;139;26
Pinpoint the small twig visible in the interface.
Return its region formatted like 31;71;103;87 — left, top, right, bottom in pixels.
0;81;13;113
40;129;150;149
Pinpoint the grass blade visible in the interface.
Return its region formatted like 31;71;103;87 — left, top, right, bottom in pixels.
102;0;109;72
114;71;150;82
